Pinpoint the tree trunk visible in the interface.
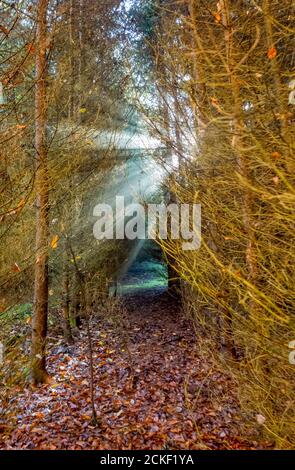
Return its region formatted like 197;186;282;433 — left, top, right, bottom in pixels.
62;250;73;344
188;0;207;137
68;0;75;119
73;272;83;328
221;0;257;292
263;0;293;173
31;0;50;385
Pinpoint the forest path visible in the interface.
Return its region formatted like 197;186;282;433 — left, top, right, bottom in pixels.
0;290;256;450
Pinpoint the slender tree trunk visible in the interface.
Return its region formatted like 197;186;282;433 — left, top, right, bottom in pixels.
221;0;257;288
62;248;73;344
73;272;83;328
158;73;181;296
31;0;50;385
263;0;293;173
70;251;98;425
85;304;98;426
77;0;85;121
188;0;207;137
68;0;75;119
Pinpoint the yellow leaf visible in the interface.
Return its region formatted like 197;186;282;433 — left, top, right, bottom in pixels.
79;107;87;113
49;383;60;389
213;11;221;23
81;414;92;421
50;235;59;249
70;255;81;263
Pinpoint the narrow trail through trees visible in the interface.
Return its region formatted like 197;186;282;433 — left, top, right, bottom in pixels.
0;289;262;450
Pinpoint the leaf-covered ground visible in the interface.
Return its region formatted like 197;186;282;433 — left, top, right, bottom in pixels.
0;291;263;450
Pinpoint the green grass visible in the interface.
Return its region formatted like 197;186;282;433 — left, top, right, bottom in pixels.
118;260;168;294
1;303;32;322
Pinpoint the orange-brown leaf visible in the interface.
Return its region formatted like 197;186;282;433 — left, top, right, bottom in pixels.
50;234;59;249
26;43;35;54
0;25;9;36
213;12;221;23
272;151;281;159
12;262;21;273
267;46;277;60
